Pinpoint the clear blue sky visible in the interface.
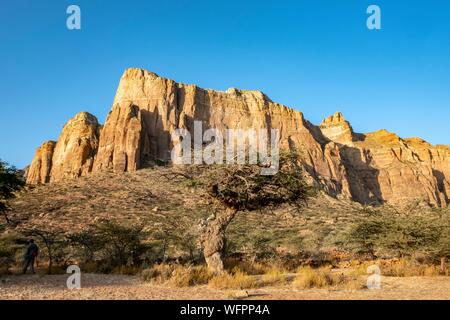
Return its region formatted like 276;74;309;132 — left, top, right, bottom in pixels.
1;0;450;168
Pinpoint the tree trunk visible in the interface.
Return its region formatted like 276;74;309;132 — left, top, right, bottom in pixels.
162;237;167;262
48;253;53;275
441;256;446;274
47;242;53;275
202;208;237;274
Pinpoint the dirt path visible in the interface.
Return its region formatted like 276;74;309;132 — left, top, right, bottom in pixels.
1;274;450;300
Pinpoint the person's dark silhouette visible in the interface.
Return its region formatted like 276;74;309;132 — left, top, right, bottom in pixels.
22;239;39;274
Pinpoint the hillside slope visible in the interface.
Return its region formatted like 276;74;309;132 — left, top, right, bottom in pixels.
6;166;439;262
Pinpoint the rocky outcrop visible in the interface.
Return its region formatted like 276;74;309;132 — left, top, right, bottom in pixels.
335;129;450;206
27;68;450;207
91;68;349;198
320;112;354;144
27;141;56;184
26;112;100;184
50;112;101;182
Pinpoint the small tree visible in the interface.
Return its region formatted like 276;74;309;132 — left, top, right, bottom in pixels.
340;210;445;262
383;215;441;258
0;160;25;224
67;229;106;263
431;212;450;273
343;217;388;259
200;151;313;273
94;220;147;268
20;227;65;274
435;228;450;273
0;232;27;274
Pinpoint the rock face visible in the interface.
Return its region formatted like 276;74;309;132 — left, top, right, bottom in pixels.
27;68;450;207
333;129;450;207
91;69;349;198
26;112;100;184
50;112;101;182
27;141;56;184
320;111;354;144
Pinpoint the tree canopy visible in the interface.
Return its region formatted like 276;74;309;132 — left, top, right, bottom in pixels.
0;159;25;223
209;151;314;211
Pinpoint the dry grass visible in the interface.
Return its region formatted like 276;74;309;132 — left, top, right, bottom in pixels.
167;265;213;287
381;259;443;277
224;258;269;275
141;263;175;283
113;265;142;275
260;267;288;286
293;266;335;289
142;262;288;290
142;263;285;289
341;276;365;291
293;266;364;290
349;259;447;277
141;262;368;290
208;271;259;290
141;264;213;287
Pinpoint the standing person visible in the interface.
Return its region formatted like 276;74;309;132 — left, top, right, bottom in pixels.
22;239;39;274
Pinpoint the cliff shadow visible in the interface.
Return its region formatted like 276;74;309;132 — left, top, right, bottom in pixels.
138;107;173;167
339;145;384;206
433;169;449;205
137;87;216;168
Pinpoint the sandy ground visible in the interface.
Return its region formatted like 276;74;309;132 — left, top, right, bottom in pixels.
1;274;450;300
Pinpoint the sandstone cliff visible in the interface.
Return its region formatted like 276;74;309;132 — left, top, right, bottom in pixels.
27;141;56;184
90;68;350;199
27;112;100;184
26;68;450;207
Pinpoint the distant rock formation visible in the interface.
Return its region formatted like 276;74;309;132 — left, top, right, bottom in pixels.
26;68;450;207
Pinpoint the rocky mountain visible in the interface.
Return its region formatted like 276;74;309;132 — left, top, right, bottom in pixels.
26;68;450;207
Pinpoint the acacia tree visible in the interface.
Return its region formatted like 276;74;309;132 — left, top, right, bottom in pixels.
93;220;147;267
67;229;106;263
0;160;25;224
200;151;313;273
20;227;65;274
432;212;450;273
436;227;450;273
342;217;388;259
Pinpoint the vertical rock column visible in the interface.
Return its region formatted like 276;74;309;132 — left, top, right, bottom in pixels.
26;141;56;184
